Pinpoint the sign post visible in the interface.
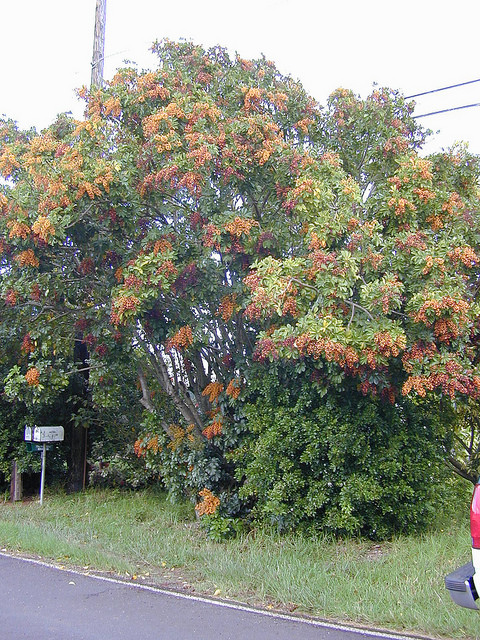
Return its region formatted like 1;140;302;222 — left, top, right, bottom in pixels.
40;443;47;506
24;426;64;505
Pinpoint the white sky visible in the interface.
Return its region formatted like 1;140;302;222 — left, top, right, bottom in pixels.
2;0;480;155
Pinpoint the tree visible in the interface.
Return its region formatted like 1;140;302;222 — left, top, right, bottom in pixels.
0;40;323;497
1;39;476;521
245;90;480;481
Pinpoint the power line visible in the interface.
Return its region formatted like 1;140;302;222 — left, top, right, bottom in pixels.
406;78;480;99
413;102;480;119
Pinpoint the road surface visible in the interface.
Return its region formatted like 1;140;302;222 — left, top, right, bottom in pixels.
0;552;423;640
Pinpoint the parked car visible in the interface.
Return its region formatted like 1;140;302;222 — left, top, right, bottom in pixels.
445;481;480;609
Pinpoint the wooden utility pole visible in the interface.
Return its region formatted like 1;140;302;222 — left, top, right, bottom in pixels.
91;0;107;88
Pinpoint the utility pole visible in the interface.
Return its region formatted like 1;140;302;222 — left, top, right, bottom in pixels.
91;0;107;88
67;0;108;492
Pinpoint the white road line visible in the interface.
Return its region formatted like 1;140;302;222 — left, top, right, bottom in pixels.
0;551;428;640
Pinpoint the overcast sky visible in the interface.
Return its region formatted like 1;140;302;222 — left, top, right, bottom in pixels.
2;0;480;155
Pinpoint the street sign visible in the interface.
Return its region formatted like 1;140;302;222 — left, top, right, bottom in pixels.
25;442;50;453
33;426;64;443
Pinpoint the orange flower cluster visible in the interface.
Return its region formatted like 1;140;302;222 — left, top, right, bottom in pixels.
434;317;459;342
103;96;122;118
217;294;236;322
94;169;114;194
321;152;341;167
177;170;203;196
244;285;273;320
202;381;224;403
167;326;193;351
224;217;259;238
295;118;313;134
123;274;143;290
361;249;384;271
32;216;55;241
256;140;277;166
308;232;327;251
202;223;221;249
30;284;41;301
340;177;358;198
400;156;433;181
402;372;480;399
383;137;408;154
283;179;314;212
153;238;173;254
226;378;242;399
136;72;171;101
14;249;39;268
387;196;416;217
110;295;140;324
448;246;479;267
395;231;427;252
413;187;436;203
422;255;445;275
146;434;160;454
401;341;437;373
0;193;8;213
442;192;464;216
373;331;406;357
294;334;360;369
158;259;178;279
167;424;186;451
8;220;31;239
202;417;223;439
25;367;40;386
282;296;299;317
195;488;220;516
187;145;213;168
21;334;35;354
0;148;19;177
154;132;183;153
414;297;469;327
134;438;146;457
5;289;18;306
243;87;263;111
142;103;185;137
77;181;102;200
387;176;403;190
266;91;288;111
378;275;402;314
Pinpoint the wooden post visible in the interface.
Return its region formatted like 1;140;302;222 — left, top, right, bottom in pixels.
10;461;22;502
91;0;107;88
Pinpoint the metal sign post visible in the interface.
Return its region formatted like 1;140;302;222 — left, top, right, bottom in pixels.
24;426;64;505
40;443;47;506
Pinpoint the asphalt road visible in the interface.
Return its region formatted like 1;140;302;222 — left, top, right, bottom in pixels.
0;553;422;640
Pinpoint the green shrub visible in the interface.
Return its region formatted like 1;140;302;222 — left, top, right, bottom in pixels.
235;366;453;539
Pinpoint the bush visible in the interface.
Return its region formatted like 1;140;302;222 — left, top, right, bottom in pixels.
235;365;454;539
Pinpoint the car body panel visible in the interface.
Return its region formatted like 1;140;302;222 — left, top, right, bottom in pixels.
445;562;479;610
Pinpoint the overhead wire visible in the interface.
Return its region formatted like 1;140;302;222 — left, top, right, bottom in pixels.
404;77;480;119
405;78;480;99
413;102;480;119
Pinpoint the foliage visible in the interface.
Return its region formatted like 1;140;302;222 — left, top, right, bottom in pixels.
88;442;154;489
234;363;452;538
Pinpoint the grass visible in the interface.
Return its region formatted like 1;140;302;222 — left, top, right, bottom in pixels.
0;487;478;639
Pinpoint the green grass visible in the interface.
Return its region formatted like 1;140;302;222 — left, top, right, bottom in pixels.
0;487;478;639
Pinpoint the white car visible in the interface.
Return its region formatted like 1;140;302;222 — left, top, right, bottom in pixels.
445;482;480;609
